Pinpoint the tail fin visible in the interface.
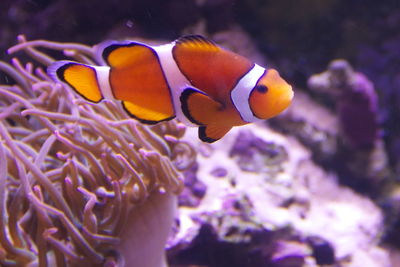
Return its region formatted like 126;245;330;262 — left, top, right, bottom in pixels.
47;61;103;103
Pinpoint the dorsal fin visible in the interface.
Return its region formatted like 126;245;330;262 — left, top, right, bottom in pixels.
101;41;154;68
172;35;253;102
175;35;220;51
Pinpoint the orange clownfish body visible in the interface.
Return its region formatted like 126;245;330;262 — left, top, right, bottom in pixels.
48;35;293;143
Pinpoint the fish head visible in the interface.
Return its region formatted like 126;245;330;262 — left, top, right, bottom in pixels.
248;69;293;120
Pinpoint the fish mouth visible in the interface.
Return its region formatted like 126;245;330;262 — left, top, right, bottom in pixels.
263;88;293;120
280;85;294;108
287;86;294;102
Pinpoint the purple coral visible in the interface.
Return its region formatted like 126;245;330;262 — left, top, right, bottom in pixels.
178;162;207;207
337;71;379;148
309;59;380;148
229;130;288;173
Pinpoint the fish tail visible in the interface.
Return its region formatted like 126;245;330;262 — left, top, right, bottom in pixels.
47;61;105;103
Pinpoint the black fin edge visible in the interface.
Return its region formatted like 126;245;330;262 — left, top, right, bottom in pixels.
175;35;217;47
180;88;206;126
198;126;218;143
56;62;73;82
121;101;175;125
102;42;151;66
57;62;103;103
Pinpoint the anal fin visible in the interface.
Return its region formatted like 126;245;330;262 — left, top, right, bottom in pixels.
199;125;232;143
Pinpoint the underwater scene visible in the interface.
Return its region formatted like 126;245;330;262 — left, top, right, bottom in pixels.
0;0;399;266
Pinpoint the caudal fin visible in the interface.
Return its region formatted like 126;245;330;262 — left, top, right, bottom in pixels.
47;61;104;103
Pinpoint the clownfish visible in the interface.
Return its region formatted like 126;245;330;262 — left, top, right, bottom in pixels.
48;35;293;143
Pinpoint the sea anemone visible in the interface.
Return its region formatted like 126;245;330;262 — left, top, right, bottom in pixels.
0;35;195;266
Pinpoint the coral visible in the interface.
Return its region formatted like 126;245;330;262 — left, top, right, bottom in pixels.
229;130;288;174
307;59;391;195
308;59;379;149
169;194;296;267
269;90;338;164
169;125;390;266
306;236;335;265
178;162;207;208
0;35;195;266
271;240;309;267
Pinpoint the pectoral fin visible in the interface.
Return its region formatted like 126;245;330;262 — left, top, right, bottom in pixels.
180;87;223;125
180;87;235;142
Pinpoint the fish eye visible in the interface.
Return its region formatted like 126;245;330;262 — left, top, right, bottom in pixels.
255;84;268;93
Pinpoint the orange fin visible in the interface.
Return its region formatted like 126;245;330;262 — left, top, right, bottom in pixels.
173;36;253;102
122;101;175;124
100;41;175;123
180;87;223;125
199;125;232;143
48;61;103;103
102;41;154;68
175;35;220;51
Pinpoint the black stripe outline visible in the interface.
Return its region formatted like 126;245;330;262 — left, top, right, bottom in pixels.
248;69;268;120
228;64;258;121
